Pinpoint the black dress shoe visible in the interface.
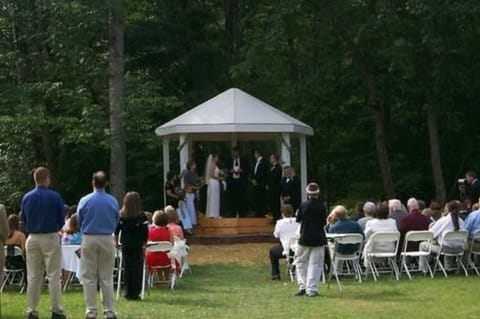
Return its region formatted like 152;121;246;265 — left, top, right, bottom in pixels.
51;312;67;319
271;275;281;281
294;289;306;296
27;312;39;319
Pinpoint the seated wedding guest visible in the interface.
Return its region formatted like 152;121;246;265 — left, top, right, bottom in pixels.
399;198;431;251
62;214;82;245
269;205;299;280
418;200;426;211
350;202;365;221
422;208;435;224
328;205;364;253
177;190;193;235
465;205;480;264
388;199;407;228
464;206;480;239
165;171;179;209
419;201;466;272
429;201;443;223
363;203;398;267
165;205;184;239
5;214;26;252
358;201;376;231
63;205;77;232
0;204;8;285
146;211;174;281
144;211;154;228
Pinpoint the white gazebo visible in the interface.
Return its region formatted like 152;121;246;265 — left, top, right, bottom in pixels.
155;88;314;200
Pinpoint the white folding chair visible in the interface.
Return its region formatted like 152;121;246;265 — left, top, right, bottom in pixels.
328;233;364;292
173;236;191;277
286;235;299;282
1;245;26;293
141;241;177;300
433;230;469;277
468;229;480;276
364;231;401;281
400;231;434;279
114;248;123;300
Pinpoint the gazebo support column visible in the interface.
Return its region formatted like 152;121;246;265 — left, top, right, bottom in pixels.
281;133;291;166
162;137;170;206
178;134;189;185
299;135;308;201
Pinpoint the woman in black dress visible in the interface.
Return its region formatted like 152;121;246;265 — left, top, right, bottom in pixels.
165;171;179;208
115;192;148;300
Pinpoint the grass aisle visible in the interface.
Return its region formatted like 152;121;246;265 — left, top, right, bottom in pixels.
2;244;479;319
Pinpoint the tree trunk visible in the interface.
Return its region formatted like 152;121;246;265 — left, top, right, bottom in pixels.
426;96;446;202
372;103;396;198
108;0;126;203
224;0;239;61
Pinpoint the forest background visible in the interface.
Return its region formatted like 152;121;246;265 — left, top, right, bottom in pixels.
1;0;479;212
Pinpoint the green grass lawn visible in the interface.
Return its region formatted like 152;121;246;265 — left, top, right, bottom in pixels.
1;263;479;319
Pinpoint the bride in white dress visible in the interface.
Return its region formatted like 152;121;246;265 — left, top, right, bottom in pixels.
205;154;222;218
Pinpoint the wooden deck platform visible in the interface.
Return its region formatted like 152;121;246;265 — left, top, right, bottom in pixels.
188;218;276;245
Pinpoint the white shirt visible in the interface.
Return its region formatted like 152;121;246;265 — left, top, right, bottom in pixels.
429;214;465;247
254;156;263;175
364;218;398;253
273;217;299;255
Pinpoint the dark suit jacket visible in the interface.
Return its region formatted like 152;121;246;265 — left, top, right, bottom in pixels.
226;156;250;187
281;176;301;210
267;163;282;193
253;157;268;187
468;179;480;203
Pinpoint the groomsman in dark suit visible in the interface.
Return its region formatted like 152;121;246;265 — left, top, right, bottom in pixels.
252;149;269;217
281;165;301;212
267;154;283;221
226;147;250;217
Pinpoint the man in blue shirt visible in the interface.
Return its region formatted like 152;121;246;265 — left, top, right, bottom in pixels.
21;167;66;319
77;171;119;319
465;208;480;266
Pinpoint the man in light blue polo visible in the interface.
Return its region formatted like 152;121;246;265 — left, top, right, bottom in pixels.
78;171;119;319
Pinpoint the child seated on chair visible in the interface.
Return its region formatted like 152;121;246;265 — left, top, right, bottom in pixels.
146;211;174;281
165;205;184;239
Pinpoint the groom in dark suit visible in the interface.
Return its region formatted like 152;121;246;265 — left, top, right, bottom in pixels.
252;149;269;217
267;154;283;221
226;147;250;217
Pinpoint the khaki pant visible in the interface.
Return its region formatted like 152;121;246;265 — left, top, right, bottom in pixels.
81;235;116;318
26;233;63;314
295;245;325;294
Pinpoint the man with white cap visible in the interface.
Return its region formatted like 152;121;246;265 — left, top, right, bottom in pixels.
294;182;327;297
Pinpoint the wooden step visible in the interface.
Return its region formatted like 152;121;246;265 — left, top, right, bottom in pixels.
195;217;274;235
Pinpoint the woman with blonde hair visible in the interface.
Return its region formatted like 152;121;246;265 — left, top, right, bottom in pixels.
114;192;148;300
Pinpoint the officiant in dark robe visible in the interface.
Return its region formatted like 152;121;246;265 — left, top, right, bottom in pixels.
226;147;250;217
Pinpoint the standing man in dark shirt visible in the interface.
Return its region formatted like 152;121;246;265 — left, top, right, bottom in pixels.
281;165;301;212
21;167;67;319
252;149;268;217
226;147;250;217
267;154;282;221
295;182;326;297
466;171;480;206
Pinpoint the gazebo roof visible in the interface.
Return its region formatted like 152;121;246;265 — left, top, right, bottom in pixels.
155;88;314;137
